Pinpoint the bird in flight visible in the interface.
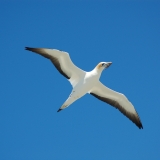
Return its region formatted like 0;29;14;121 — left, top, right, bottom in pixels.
25;47;143;129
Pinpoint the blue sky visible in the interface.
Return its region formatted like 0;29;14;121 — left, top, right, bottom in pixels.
0;1;160;159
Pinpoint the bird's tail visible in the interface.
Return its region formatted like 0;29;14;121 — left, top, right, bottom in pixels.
57;97;76;112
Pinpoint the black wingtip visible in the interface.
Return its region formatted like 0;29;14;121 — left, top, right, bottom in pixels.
136;120;143;129
139;124;143;129
25;47;32;50
57;108;62;112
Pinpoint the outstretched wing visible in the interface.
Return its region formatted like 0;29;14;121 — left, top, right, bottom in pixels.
90;81;143;129
25;47;85;87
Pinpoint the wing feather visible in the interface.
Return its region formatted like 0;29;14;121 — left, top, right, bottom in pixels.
25;47;85;87
90;82;143;129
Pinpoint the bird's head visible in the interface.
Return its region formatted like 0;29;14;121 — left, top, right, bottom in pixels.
96;62;112;71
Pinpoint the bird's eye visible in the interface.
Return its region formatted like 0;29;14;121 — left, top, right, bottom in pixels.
102;63;105;66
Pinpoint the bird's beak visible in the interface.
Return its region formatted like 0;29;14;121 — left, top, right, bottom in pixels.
105;62;112;68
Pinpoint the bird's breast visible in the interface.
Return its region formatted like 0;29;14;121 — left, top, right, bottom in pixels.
81;73;98;90
72;72;99;97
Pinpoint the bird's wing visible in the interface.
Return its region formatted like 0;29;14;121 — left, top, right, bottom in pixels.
89;81;143;129
25;47;85;87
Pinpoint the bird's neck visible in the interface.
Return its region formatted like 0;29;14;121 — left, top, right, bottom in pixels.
91;68;102;79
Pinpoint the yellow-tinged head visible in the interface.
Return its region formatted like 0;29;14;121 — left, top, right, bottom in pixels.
96;62;112;70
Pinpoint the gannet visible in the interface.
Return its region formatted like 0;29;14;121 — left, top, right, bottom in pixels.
25;47;143;129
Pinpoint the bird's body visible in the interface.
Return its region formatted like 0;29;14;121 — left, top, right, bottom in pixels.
60;68;101;111
25;47;143;129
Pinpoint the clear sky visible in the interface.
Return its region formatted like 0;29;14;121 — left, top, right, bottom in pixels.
0;1;160;160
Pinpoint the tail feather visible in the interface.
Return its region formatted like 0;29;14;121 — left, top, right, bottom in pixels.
57;104;68;112
57;108;63;112
57;96;76;112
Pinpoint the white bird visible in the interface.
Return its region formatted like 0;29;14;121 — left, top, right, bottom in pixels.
25;47;143;129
